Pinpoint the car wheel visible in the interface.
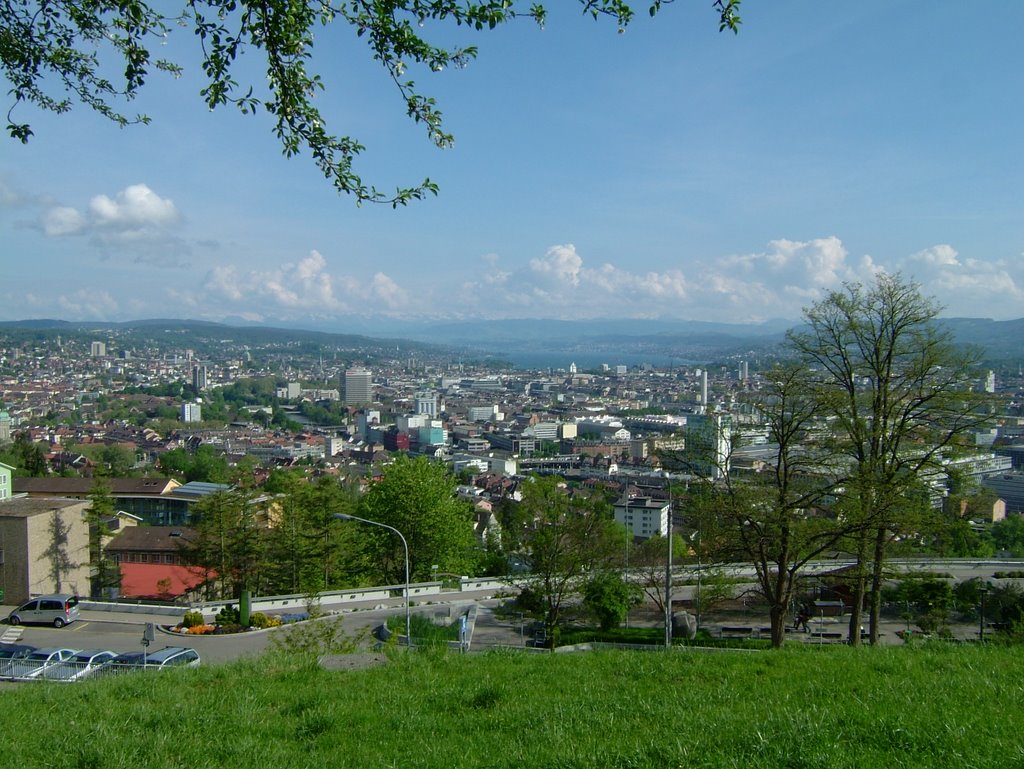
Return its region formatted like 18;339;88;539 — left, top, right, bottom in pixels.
53;617;65;628
8;616;20;626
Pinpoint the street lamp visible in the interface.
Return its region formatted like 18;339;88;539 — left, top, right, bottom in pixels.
690;528;702;631
979;583;989;643
334;513;411;644
664;475;673;650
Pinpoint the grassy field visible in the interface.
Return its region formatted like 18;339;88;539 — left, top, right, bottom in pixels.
2;644;1022;769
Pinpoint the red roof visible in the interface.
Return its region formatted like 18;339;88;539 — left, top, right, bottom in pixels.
118;563;207;599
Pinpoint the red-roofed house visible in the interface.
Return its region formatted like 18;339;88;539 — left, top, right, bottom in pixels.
104;526;208;600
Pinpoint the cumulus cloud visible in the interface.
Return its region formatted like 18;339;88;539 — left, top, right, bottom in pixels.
900;244;1024;315
172;249;419;321
55;289;120;319
42;206;86;236
89;184;179;227
38;183;183;261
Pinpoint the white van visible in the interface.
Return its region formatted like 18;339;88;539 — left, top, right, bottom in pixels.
7;594;80;628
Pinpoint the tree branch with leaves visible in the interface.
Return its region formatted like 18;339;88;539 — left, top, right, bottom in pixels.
2;0;740;204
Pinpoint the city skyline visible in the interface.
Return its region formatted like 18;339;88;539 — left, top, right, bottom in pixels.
2;2;1023;327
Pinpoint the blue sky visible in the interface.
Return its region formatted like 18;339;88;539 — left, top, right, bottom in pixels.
3;1;1023;327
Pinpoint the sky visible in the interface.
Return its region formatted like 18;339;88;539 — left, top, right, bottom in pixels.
3;1;1024;328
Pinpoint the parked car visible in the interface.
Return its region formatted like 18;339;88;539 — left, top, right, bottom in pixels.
3;647;78;680
144;646;201;669
0;644;36;677
97;651;147;676
6;594;80;628
35;649;118;682
99;646;200;675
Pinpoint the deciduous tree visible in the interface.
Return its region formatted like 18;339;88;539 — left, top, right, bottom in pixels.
518;475;622;633
2;1;740;203
358;454;478;582
789;273;987;644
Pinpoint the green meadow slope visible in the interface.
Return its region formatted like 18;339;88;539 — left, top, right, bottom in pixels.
2;645;1021;769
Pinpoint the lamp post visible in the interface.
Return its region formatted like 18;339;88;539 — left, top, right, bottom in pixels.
690;528;702;632
979;583;989;643
335;512;411;644
664;475;673;650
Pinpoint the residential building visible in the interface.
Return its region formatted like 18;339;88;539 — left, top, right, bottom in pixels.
614;495;670;540
0;497;90;604
0;461;11;501
181;402;202;422
104;526;205;599
90;341;106;357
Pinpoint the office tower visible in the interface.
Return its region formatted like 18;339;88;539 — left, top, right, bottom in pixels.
344;368;373;405
192;364;208;392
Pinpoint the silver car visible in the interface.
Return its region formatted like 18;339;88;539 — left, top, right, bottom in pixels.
7;594;80;628
35;649;118;682
4;647;78;680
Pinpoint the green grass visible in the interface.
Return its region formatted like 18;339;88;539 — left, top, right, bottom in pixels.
3;644;1023;768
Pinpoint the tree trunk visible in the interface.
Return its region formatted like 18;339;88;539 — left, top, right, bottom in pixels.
868;525;888;644
769;603;787;648
847;531;868;646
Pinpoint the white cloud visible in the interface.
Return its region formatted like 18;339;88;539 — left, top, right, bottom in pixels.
42;206;85;236
898;244;1024;315
529;245;583;287
88;184;179;227
38;184;183;260
56;289;119;319
370;273;408;308
176;250;419;320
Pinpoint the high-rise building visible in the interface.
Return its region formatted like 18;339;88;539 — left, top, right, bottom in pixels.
984;370;996;393
192;364;208;392
90;341;106;358
344;369;373;405
686;412;732;479
180;402;202;423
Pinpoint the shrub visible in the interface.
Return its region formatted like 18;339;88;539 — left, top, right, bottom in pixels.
181;610;205;629
216;605;240;625
250;612;282;629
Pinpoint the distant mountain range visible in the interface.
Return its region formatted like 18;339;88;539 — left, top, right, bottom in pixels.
1;316;1021;367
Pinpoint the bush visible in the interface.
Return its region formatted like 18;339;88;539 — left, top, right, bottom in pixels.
250;612;282;629
181;610;205;628
216;605;240;625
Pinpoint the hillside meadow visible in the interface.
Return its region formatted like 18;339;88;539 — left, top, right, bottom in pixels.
2;644;1021;769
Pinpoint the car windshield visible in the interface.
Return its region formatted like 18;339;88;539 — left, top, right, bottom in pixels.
27;651;53;661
